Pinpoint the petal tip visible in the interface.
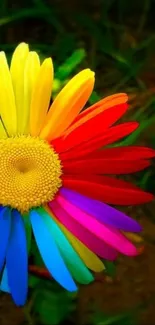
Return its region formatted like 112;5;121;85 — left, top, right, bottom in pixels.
69;285;78;292
124;245;138;257
16;42;29;49
43;57;53;67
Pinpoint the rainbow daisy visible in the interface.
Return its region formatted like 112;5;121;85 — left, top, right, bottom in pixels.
0;43;154;306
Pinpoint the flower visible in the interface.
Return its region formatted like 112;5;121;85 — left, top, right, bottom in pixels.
0;43;154;306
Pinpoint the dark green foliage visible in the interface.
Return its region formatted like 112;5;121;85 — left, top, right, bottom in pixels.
29;279;76;325
102;261;116;278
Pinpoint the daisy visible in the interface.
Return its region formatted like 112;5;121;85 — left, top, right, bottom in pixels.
0;43;154;306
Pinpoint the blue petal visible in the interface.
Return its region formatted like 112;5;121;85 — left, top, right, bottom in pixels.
6;210;28;306
0;266;10;293
0;207;11;271
23;213;32;254
30;209;77;292
38;207;93;284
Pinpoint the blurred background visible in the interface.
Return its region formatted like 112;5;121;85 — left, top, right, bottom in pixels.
1;0;155;324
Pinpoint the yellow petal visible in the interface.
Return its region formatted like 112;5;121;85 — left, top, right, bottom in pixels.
40;69;95;140
30;58;53;137
58;222;105;272
0;119;7;138
22;51;40;134
46;207;104;272
10;43;29;133
122;232;143;243
0;52;17;135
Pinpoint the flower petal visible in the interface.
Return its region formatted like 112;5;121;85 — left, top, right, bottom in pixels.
0;119;7;138
52;103;128;152
23;213;32;254
40;69;95;140
30;58;53;137
49;200;118;260
47;211;105;272
56;122;139;160
0;266;10;293
22;51;40;134
6;210;28;306
0;207;11;272
0;52;17;135
65;93;128;135
60;188;141;232
56;195;137;256
62;174;153;205
30;209;77;292
63;157;150;175
123;232;143;243
39;207;93;284
10;43;29;133
87;146;155;160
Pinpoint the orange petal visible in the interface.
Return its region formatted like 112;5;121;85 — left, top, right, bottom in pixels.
40;69;95;140
53;103;128;152
65;93;128;136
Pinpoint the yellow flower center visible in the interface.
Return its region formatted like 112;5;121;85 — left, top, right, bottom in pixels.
0;136;62;213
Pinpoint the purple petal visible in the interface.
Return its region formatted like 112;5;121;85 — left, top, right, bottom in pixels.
49;200;118;261
60;188;142;232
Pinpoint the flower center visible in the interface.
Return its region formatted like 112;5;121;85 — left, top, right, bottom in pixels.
0;136;62;213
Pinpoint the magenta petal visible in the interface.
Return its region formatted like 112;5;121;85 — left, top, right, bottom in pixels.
60;188;142;232
54;194;137;256
49;200;118;261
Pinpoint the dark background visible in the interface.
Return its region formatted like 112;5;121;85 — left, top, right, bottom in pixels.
1;1;155;325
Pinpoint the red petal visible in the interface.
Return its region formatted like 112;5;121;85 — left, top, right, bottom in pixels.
69;93;128;128
52;103;128;152
63;158;150;175
87;146;155;160
62;174;154;205
59;122;139;161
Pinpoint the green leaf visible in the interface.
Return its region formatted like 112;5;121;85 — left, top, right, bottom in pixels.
114;116;155;146
31;240;45;267
103;260;116;277
52;79;62;93
112;62;144;92
33;281;75;325
28;275;40;288
36;302;66;325
89;91;101;105
52;34;76;63
55;48;86;80
0;8;63;32
138;170;152;190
